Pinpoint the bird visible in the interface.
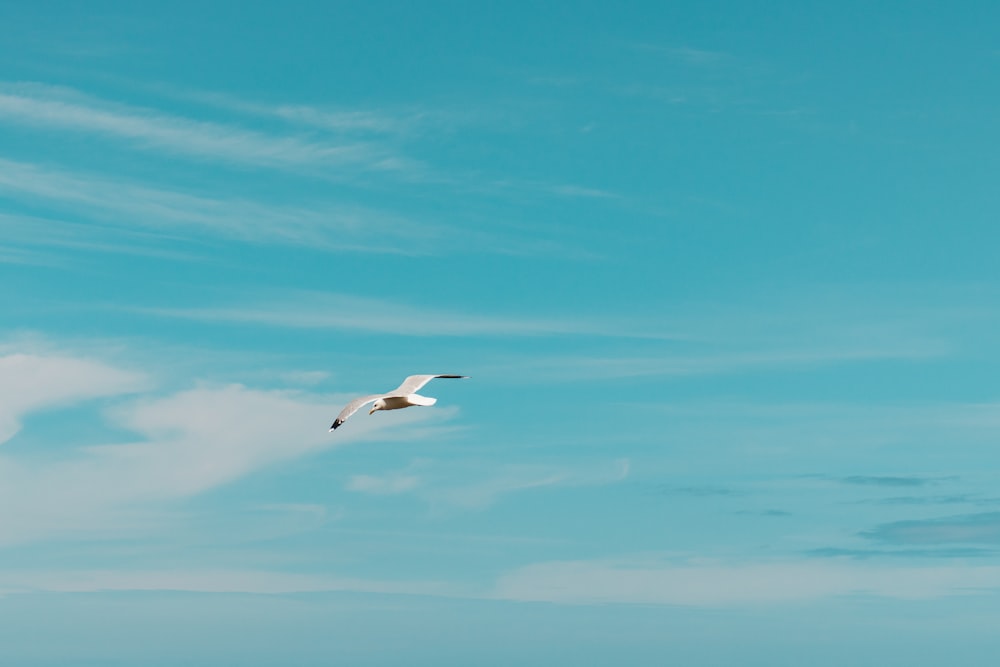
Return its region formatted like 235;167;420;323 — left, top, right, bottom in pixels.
329;374;469;431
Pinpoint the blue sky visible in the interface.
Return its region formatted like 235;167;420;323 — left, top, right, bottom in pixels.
3;1;1000;664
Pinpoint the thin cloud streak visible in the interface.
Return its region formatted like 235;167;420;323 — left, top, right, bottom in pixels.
1;213;204;262
138;81;495;137
121;82;638;210
0;244;62;268
0;84;396;170
137;291;678;339
147;85;413;134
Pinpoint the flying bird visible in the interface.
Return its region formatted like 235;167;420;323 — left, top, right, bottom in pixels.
329;374;469;431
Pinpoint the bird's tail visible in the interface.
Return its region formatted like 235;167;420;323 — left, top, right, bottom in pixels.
408;394;437;407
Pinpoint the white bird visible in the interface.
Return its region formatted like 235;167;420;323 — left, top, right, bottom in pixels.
329;374;469;431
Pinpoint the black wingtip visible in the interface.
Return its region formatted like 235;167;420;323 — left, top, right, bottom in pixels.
330;419;343;431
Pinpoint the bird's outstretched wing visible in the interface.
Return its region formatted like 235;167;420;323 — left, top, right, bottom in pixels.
329;394;385;431
389;374;468;396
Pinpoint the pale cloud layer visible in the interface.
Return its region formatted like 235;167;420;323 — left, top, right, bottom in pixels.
6;556;1000;608
493;557;1000;606
4;348;1000;611
0;568;455;598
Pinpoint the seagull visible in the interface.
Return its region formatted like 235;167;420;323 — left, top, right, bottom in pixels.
329;374;469;431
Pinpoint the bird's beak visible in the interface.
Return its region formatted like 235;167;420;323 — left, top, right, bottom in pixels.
369;407;376;415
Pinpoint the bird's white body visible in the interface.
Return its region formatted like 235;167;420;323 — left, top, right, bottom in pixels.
380;394;436;410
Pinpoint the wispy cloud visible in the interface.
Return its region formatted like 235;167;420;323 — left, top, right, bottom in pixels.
0;83;401;171
0;213;203;262
135;286;956;364
0;352;146;444
143;84;415;135
134;83;637;211
0;158;439;253
136;290;675;339
0;159;594;258
0;244;62;267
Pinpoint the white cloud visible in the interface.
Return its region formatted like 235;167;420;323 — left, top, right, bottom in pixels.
493;557;1000;606
0;353;145;444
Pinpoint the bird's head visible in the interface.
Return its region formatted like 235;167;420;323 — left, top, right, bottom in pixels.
369;399;386;415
